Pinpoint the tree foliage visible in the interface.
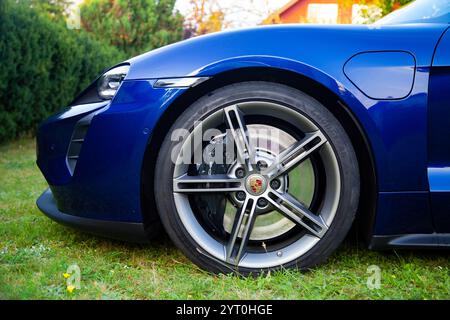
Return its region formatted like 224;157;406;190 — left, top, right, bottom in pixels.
183;0;226;37
0;0;125;143
29;0;72;18
377;0;414;15
355;0;414;24
80;0;184;57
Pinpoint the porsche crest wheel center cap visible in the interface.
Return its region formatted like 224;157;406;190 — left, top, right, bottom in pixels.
245;174;267;196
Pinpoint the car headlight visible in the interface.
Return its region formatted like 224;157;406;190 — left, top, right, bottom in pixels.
97;65;130;100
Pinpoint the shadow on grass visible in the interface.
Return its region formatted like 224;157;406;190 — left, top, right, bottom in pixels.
52;219;449;274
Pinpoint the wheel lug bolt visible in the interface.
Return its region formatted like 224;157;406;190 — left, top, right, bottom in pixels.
270;179;281;189
257;198;268;207
256;160;268;171
236;191;246;201
235;168;246;178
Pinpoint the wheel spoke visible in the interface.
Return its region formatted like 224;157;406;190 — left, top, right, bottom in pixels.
267;191;328;238
224;105;255;170
225;197;258;265
265;131;327;178
173;173;242;193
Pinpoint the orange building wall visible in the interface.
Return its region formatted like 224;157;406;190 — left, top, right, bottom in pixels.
267;0;370;25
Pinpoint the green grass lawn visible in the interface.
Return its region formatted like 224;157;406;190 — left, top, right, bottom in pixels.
0;138;449;300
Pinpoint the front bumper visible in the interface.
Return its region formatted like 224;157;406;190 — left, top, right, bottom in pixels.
37;189;149;243
36;80;186;233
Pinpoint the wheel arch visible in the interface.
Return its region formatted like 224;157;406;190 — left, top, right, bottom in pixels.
141;66;377;243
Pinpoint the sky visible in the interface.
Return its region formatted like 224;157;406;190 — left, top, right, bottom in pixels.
176;0;292;29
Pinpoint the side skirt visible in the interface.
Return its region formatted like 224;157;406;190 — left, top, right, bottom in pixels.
369;233;450;250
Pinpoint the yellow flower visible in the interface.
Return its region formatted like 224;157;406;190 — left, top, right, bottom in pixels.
63;273;70;279
67;285;75;293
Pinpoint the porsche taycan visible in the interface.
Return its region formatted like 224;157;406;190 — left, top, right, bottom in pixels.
37;0;450;274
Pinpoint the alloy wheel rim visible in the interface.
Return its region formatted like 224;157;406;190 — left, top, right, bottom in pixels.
172;101;341;269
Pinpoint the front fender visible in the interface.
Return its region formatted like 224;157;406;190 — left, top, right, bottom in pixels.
124;24;447;192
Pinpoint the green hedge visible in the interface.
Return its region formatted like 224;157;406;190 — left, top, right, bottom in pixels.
0;1;126;143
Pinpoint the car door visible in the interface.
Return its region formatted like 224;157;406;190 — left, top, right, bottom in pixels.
428;27;450;232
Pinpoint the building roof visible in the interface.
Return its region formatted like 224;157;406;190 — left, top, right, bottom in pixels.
276;0;305;15
263;0;304;24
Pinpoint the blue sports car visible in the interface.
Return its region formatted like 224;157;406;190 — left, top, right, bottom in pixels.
36;0;450;274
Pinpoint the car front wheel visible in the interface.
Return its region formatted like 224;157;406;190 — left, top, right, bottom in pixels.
155;82;360;274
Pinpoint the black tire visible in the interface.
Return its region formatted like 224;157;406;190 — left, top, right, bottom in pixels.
154;82;360;275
